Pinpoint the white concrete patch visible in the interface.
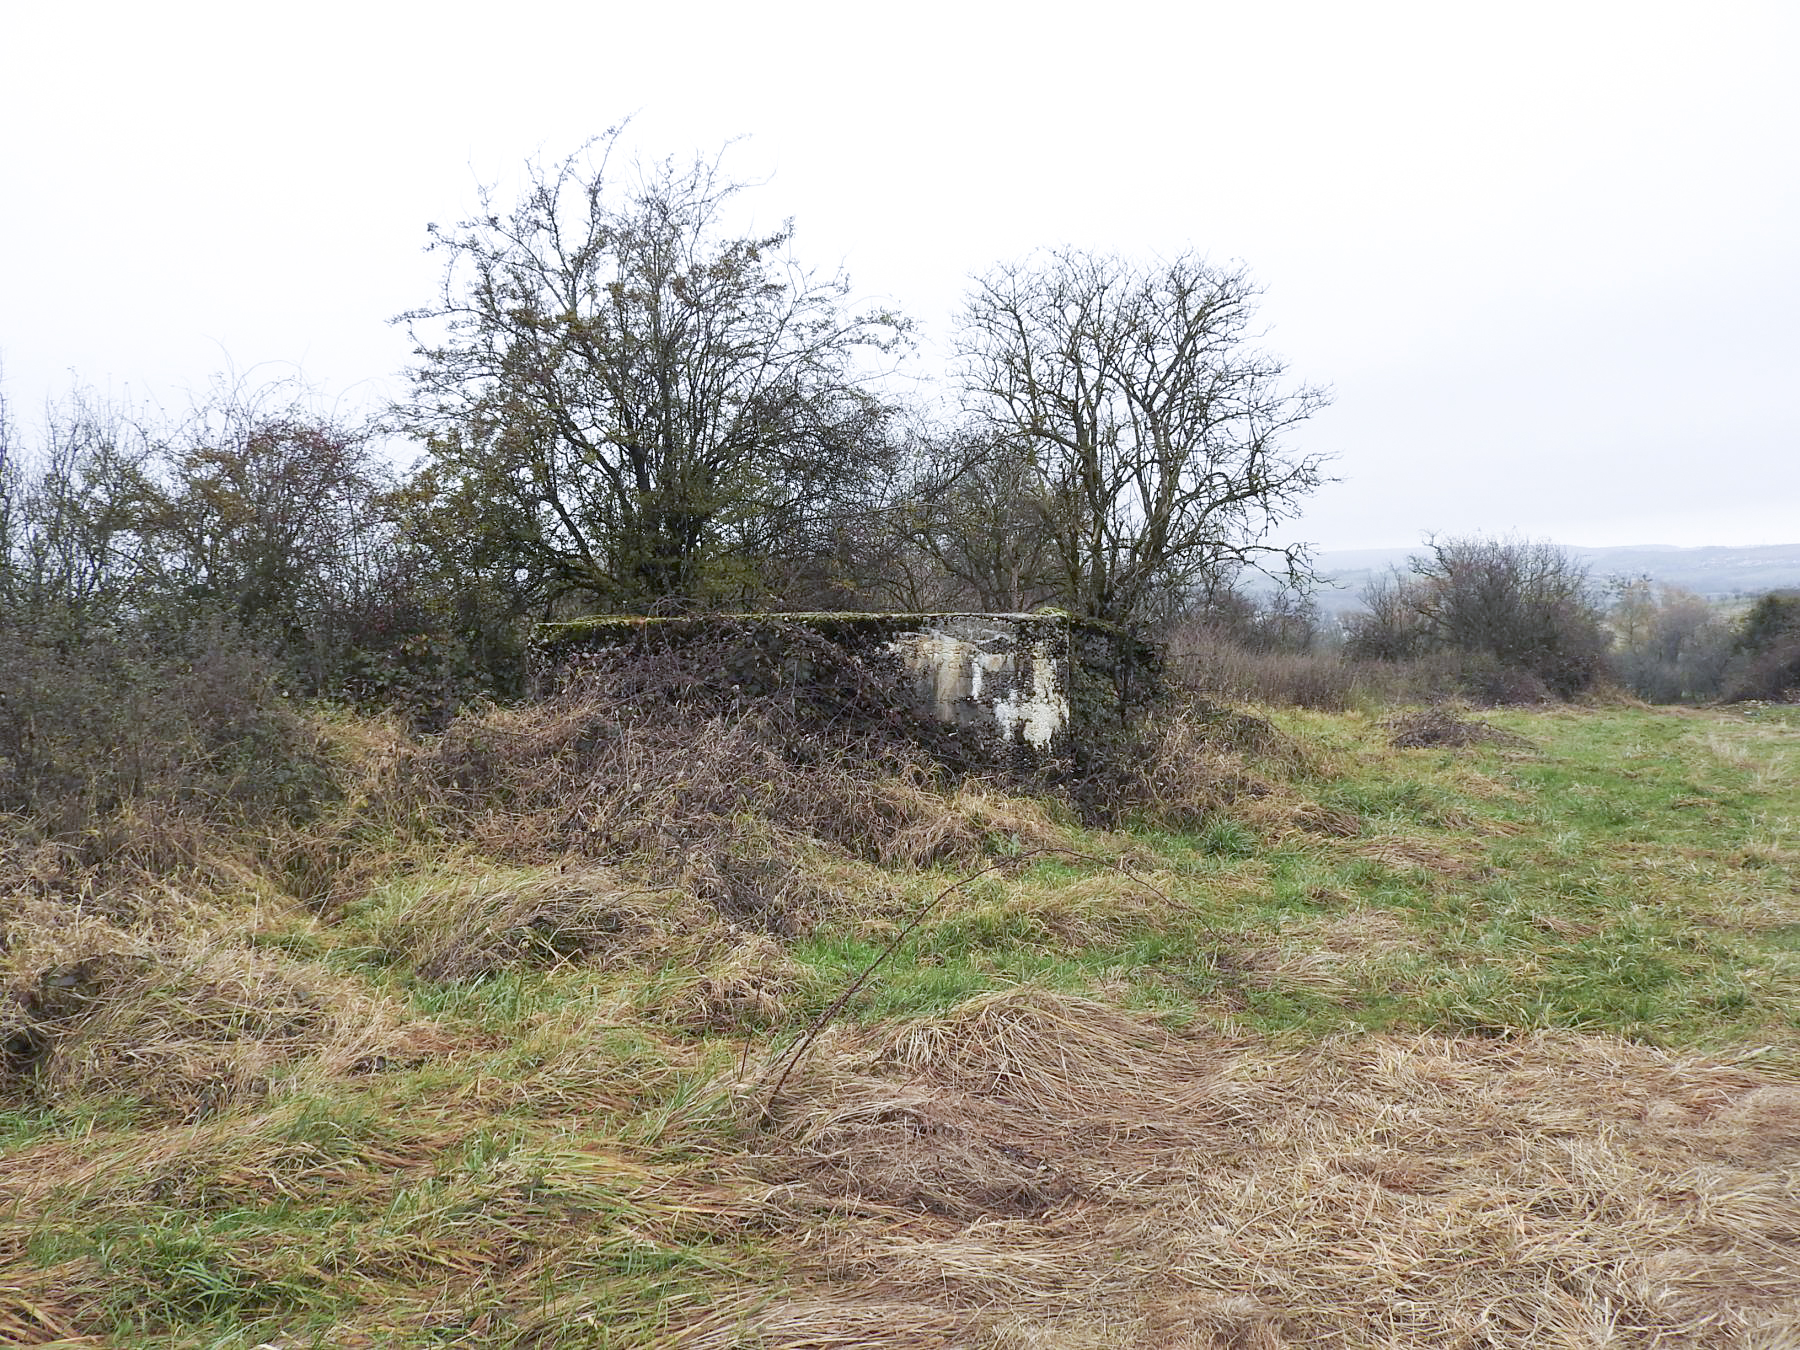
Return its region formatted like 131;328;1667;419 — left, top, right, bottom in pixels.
993;635;1070;749
887;616;1070;751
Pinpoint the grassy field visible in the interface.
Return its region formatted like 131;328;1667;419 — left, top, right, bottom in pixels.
2;698;1795;1347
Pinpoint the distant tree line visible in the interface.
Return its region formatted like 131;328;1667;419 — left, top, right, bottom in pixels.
0;129;1332;722
1336;537;1798;705
4;129;1794;733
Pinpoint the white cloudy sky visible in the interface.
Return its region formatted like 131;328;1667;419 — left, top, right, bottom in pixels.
3;0;1795;550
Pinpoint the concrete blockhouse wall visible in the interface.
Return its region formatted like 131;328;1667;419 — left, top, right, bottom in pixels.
886;615;1071;750
534;612;1159;755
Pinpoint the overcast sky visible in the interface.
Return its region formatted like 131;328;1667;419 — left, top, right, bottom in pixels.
3;0;1795;551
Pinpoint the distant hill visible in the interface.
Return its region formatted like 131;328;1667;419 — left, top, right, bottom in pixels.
1294;543;1800;620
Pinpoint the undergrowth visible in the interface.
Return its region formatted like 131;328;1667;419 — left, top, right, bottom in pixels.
2;644;1796;1346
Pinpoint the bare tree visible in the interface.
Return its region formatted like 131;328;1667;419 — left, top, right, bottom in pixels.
0;389;159;627
955;249;1329;626
891;421;1063;612
398;128;907;614
0;379;19;611
1348;536;1610;697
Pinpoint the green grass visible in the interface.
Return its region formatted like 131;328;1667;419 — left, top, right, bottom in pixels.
3;701;1795;1345
781;704;1797;1055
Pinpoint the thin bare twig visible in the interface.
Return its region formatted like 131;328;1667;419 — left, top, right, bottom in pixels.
758;846;1177;1116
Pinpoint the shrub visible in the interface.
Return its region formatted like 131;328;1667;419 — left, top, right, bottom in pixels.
1386;706;1532;750
1345;536;1610;700
1608;581;1735;703
355;624;1075;932
1738;589;1800;652
0;378;530;728
1723;590;1800;702
1164;623;1442;710
0;619;334;870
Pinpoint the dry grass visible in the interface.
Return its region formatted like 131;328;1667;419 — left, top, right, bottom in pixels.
0;801;452;1125
354;862;686;980
1121;702;1317;831
355;861;837;1035
346;683;1077;936
0;1083;749;1346
3;669;1794;1346
728;988;1799;1349
948;866;1190;949
1;891;448;1120
647;933;815;1035
1353;833;1483;881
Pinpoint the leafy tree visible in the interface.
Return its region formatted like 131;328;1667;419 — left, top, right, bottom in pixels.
0;383;347;836
953;249;1329;626
397;130;907;614
1736;589;1800;656
145;381;396;642
143;378;531;715
0;374;529;717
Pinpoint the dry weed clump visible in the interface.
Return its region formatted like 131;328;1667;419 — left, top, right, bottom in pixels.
883;783;1070;871
355;863;684;980
363;629;1076;930
1117;699;1375;846
1120;700;1313;828
1387;705;1534;751
726;988;1800;1349
1215;911;1424;1004
965;866;1188;949
1353;832;1483;881
761;991;1251;1219
1;894;441;1119
653;933;815;1035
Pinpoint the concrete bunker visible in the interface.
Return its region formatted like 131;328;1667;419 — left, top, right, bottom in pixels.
535;612;1160;756
886;615;1070;750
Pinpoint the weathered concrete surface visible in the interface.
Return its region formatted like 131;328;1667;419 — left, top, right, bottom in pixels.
887;615;1070;750
534;611;1159;755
